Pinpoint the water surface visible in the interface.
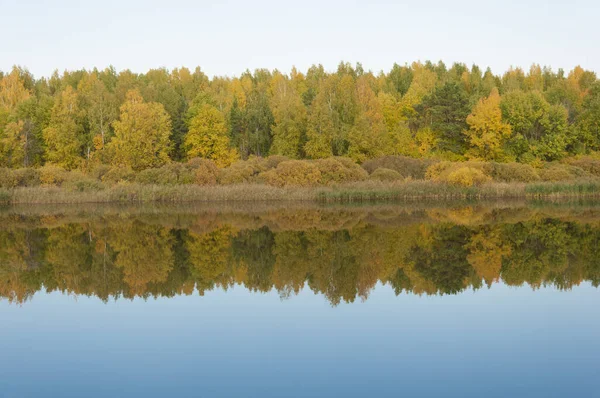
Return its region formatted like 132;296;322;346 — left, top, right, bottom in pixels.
1;202;599;397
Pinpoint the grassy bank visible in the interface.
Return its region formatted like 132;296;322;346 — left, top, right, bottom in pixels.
2;179;600;205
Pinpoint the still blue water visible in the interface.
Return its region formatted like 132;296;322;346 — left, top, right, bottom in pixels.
1;283;598;397
1;203;599;397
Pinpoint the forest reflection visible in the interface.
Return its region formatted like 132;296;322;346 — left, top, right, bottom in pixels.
2;202;600;305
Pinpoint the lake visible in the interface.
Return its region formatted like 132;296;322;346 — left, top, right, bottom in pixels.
1;202;599;397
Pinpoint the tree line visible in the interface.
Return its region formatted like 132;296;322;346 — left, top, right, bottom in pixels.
1;61;599;171
2;215;599;305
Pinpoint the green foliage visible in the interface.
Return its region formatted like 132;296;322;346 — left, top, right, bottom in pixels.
415;82;471;154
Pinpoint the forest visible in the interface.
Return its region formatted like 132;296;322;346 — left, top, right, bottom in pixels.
1;206;600;305
1;61;600;172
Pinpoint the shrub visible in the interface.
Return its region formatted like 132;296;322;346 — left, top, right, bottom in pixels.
64;176;103;192
101;166;136;184
188;158;219;185
0;188;10;204
537;163;588;181
564;156;600;176
264;155;290;169
314;157;368;184
425;161;489;182
0;168;41;188
136;163;196;185
487;162;540;183
363;155;437;179
260;160;322;187
39;164;68;186
219;159;263;184
90;164;111;181
446;167;491;187
368;168;403;182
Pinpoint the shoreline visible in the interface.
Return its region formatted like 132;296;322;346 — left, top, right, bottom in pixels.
2;180;600;205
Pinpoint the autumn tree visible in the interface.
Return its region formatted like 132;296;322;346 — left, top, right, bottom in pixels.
269;70;307;158
109;89;172;170
184;103;237;167
77;71;117;160
347;75;388;162
465;88;512;160
42;86;83;169
0;68;35;167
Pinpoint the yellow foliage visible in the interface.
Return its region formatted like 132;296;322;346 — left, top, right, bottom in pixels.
446;167;491;187
109;90;172;171
465;88;512;161
185;103;238;167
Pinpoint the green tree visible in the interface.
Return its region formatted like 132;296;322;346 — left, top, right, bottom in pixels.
415;82;471;154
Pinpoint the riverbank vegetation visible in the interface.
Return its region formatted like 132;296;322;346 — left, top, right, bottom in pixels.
1;154;600;203
2;61;600;202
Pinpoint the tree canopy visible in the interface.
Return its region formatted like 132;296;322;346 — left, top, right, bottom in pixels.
0;61;599;170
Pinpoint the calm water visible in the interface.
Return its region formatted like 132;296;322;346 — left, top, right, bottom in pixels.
1;202;599;397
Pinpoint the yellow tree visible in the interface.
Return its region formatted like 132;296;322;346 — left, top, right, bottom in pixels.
269;71;306;158
43;86;83;169
77;71;117;157
0;68;32;167
348;75;388;162
109;90;172;170
185;103;237;167
398;62;437;118
464;88;512;160
304;77;336;158
0;68;31;112
0;121;27;166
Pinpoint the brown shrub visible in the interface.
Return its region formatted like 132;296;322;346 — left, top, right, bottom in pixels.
537;163;588;181
314;157;368;184
188;158;219;185
362;155;437;179
564;156;600;176
260;160;322;187
39;164;68;186
218;157;270;184
487;162;540;183
136;163;196;185
369;168;403;182
0;168;41;188
101;166;136;184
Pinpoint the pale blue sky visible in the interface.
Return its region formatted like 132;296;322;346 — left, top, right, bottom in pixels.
1;0;598;78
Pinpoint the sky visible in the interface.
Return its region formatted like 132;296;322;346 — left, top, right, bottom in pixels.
1;0;599;78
